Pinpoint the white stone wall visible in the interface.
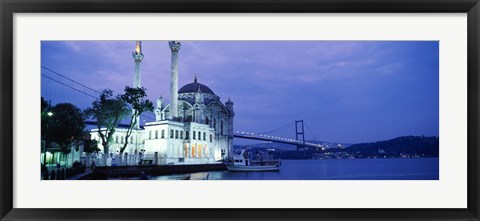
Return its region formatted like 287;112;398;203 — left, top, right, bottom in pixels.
186;122;216;160
90;128;145;155
142;120;220;164
91;92;234;165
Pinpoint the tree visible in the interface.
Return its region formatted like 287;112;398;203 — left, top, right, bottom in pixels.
119;86;154;154
41;97;52;142
41;97;49;112
83;138;100;163
83;138;100;154
41;97;53;164
84;89;129;162
47;103;86;161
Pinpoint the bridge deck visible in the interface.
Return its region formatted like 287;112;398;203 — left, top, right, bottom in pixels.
233;134;321;149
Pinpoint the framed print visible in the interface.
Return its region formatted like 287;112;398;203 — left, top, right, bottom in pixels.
1;0;479;220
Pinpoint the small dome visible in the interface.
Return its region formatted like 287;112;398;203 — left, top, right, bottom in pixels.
178;76;215;95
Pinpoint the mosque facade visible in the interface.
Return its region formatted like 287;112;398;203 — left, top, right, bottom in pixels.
90;41;234;165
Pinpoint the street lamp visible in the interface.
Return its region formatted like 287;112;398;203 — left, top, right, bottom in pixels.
43;111;53;165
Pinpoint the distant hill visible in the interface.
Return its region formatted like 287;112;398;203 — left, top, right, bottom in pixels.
344;136;439;157
234;135;439;159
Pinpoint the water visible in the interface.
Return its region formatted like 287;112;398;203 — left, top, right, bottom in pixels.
150;158;439;180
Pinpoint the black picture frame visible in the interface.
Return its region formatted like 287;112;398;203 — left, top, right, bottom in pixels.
1;0;479;220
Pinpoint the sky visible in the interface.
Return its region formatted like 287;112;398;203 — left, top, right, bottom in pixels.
41;41;439;144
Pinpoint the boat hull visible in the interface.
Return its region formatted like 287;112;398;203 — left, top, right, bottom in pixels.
226;164;279;172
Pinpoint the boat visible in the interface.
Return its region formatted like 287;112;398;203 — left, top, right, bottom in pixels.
189;172;209;180
226;149;281;172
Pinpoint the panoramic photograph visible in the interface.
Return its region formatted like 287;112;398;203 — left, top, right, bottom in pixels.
40;40;439;180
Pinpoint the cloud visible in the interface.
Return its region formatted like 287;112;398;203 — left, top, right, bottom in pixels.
41;40;439;143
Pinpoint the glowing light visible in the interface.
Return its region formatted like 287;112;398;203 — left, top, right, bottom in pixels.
47;112;53;117
135;41;142;53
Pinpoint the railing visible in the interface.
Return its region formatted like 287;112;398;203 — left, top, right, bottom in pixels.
83;153;160;167
41;162;86;180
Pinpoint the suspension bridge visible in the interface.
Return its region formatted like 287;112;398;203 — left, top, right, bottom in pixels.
42;66;324;150
233;120;324;150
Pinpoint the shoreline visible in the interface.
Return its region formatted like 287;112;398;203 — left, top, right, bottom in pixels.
80;163;227;179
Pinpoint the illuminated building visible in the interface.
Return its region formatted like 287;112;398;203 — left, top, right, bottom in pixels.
91;41;234;164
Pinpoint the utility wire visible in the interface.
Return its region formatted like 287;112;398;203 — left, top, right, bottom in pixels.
43;69;156;122
42;66;102;94
42;74;98;99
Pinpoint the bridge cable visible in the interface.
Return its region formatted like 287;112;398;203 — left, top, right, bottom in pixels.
255;122;294;134
305;123;318;141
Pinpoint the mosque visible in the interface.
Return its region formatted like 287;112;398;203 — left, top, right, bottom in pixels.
90;41;235;165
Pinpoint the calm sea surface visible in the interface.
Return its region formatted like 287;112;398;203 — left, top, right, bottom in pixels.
150;158;439;180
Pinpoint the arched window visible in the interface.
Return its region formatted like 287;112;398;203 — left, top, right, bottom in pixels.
197;144;202;157
170;130;174;138
203;132;206;141
186;131;189;139
121;136;124;143
198;131;201;141
184;144;189;158
155;130;158;139
161;130;165;139
149;131;152;139
175;130;179;139
193;131;196;140
213;119;216;128
116;136;119;143
209;134;212;142
180;131;184;139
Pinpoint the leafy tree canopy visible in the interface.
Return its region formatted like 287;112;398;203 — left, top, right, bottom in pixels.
119;86;154;153
46;102;86;154
83;138;100;154
41;97;49;112
84;89;130;156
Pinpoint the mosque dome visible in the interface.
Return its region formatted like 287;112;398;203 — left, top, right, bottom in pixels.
178;76;215;95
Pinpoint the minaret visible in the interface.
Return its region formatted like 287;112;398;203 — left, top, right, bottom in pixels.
155;95;165;121
195;85;205;123
225;98;235;159
132;41;144;128
168;41;181;120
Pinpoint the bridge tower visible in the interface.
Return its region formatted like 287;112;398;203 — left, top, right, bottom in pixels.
295;120;306;151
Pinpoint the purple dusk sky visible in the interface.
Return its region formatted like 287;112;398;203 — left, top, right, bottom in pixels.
41;41;439;144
